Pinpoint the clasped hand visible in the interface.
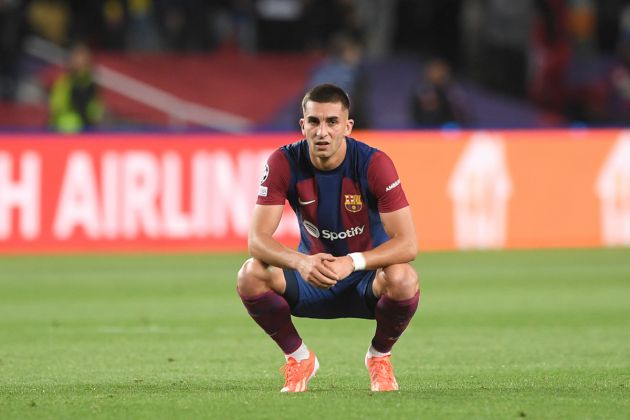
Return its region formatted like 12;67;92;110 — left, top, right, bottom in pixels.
297;253;355;289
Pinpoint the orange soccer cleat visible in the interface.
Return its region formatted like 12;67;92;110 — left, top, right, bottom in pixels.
280;351;319;393
365;354;399;392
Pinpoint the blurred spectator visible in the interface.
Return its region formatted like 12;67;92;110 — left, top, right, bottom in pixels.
331;0;364;43
95;0;128;49
65;1;124;50
460;0;484;82
256;0;305;51
126;0;162;51
301;0;365;52
225;0;257;52
530;0;608;124
479;0;534;98
208;0;257;52
594;0;627;54
528;0;571;117
154;0;214;51
354;0;396;59
49;43;104;132
605;4;630;124
307;33;370;128
26;0;71;45
395;0;462;65
564;0;608;123
0;0;26;100
410;58;470;128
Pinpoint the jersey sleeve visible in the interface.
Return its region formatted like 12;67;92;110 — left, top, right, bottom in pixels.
367;150;409;212
256;148;290;205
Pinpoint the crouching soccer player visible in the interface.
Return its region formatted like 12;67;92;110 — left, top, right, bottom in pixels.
237;83;420;392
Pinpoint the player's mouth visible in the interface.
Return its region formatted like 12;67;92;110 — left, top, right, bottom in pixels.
315;141;330;150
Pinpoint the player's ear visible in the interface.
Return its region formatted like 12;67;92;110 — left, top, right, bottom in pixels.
345;118;354;135
299;118;306;135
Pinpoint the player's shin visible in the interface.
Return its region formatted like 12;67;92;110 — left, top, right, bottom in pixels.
238;290;303;354
371;291;420;353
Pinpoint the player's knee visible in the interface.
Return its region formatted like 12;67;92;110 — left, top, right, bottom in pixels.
236;258;268;295
237;257;261;283
383;265;419;297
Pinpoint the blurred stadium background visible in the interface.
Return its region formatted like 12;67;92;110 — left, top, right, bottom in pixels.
0;0;629;130
1;1;629;419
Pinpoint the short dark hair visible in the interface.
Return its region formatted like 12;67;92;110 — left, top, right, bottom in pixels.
301;83;350;112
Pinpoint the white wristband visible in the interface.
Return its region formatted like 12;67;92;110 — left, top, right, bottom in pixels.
348;252;366;271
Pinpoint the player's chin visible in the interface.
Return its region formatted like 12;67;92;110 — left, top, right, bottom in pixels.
314;150;336;161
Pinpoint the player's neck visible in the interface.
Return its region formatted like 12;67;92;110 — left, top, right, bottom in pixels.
310;139;347;171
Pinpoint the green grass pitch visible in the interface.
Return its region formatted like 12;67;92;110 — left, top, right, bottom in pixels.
1;248;629;419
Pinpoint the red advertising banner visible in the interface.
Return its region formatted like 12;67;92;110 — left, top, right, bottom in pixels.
363;130;628;250
0;134;300;253
0;130;629;253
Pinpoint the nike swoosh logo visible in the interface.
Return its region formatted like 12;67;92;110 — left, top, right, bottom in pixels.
298;198;317;205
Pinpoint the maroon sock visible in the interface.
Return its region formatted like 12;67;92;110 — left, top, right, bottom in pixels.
371;291;420;353
239;289;302;354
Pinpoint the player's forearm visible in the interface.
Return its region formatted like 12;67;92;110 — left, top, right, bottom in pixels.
357;235;417;270
248;233;304;270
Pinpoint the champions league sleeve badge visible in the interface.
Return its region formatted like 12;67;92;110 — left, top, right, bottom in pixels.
260;163;269;184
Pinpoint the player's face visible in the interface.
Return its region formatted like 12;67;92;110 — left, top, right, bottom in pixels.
300;100;354;169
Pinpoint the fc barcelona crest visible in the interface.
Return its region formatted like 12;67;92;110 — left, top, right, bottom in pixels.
344;194;363;212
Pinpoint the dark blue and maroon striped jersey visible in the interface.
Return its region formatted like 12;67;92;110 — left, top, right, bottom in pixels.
257;137;409;256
